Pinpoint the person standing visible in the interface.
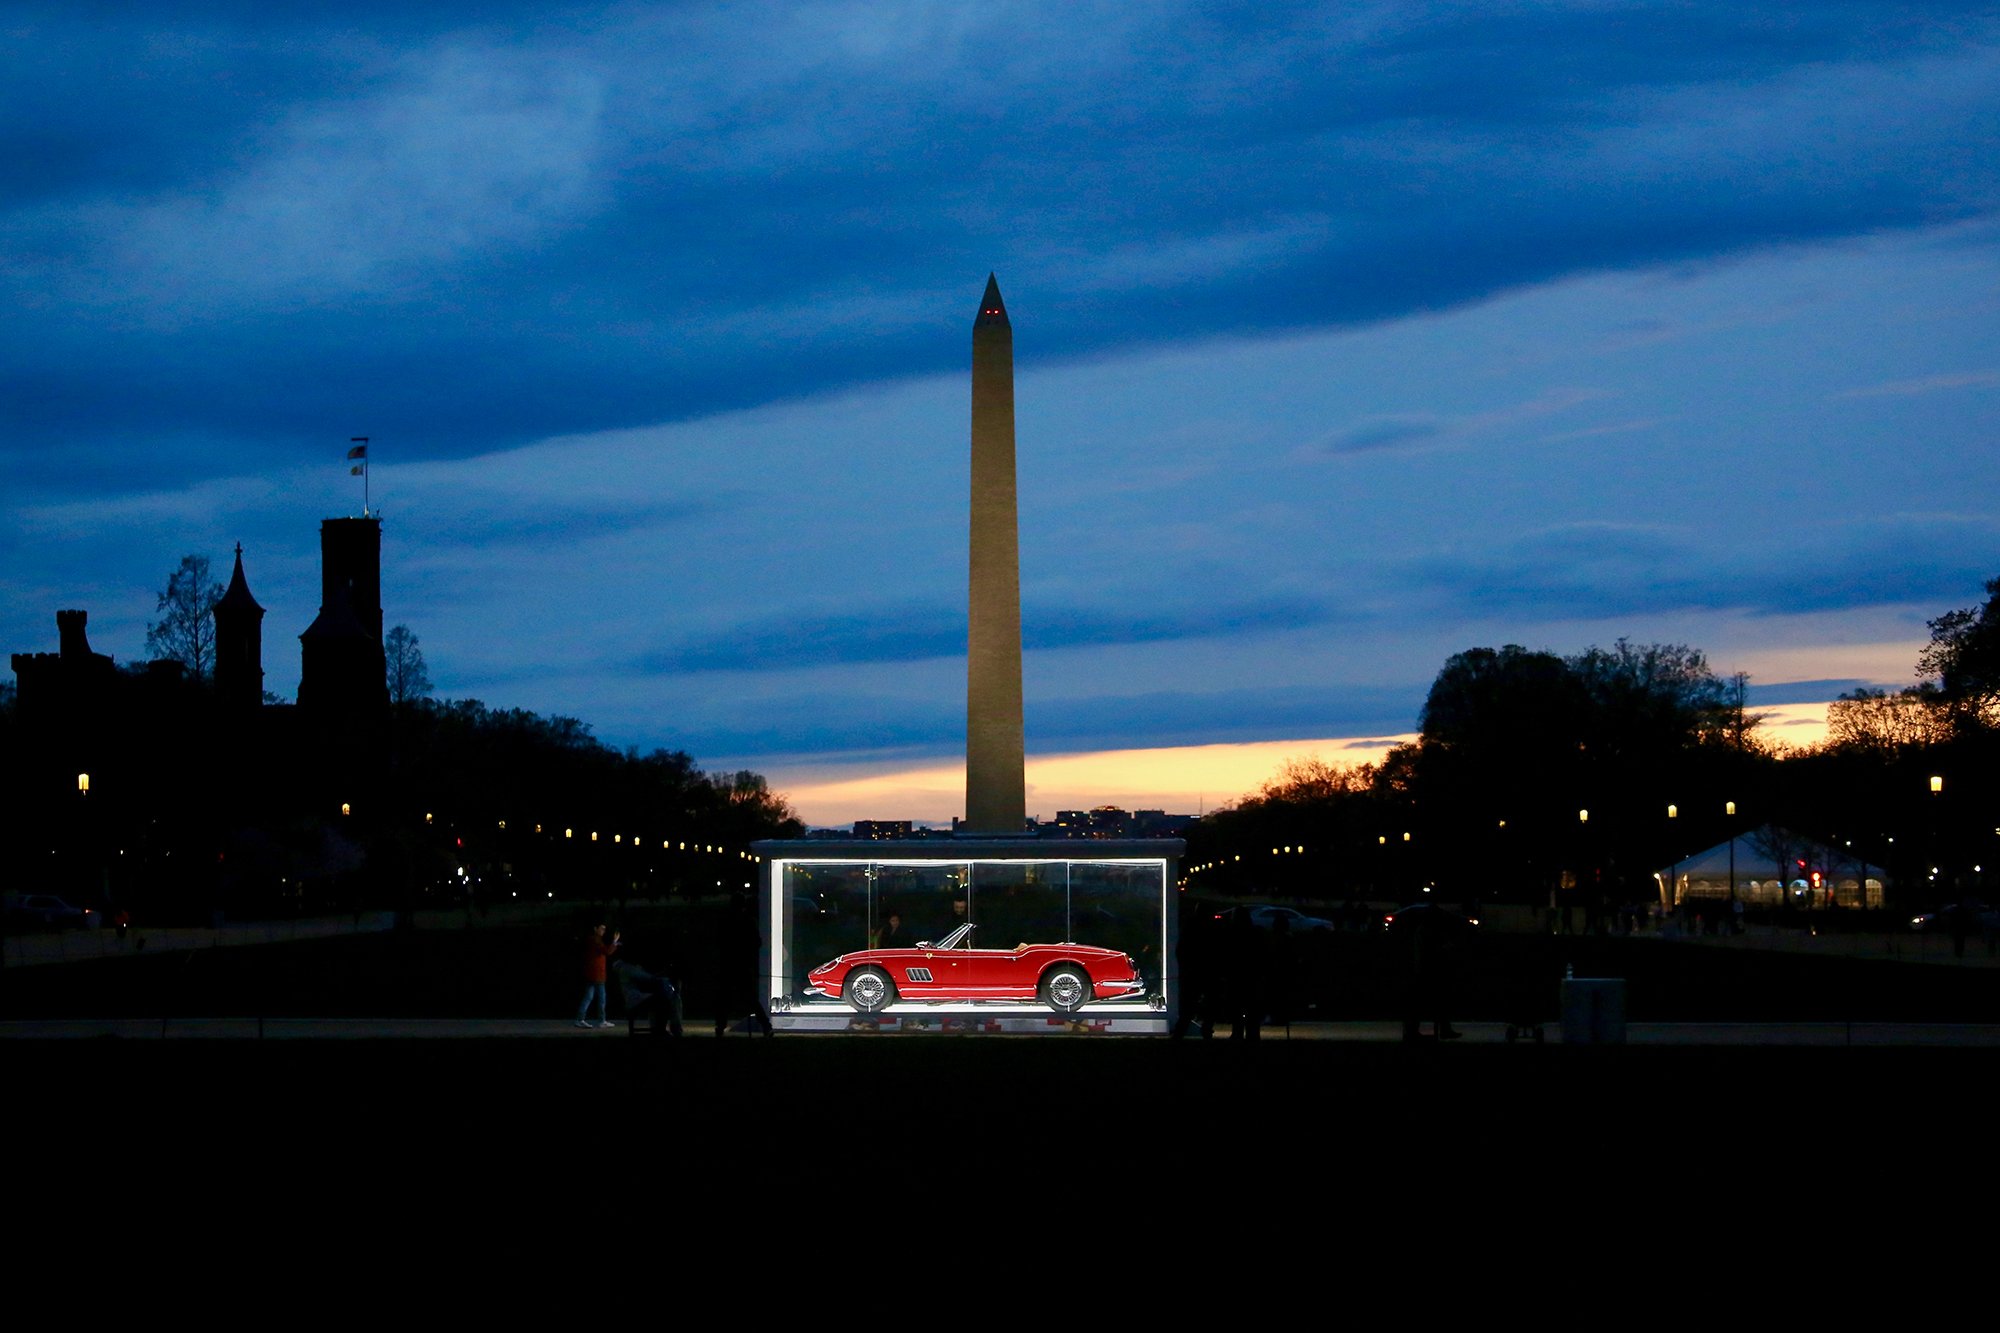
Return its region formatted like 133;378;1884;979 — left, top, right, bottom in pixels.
713;892;774;1037
1227;907;1261;1041
575;922;620;1028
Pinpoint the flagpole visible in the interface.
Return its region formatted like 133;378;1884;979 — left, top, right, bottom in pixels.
349;436;370;516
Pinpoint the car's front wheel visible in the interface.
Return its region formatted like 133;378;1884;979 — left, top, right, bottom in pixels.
844;966;895;1014
1042;964;1091;1014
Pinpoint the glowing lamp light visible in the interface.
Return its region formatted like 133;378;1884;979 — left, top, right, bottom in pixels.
1402;831;1411;842
341;802;351;817
1725;801;1736;816
77;773;90;794
1578;809;1589;823
1667;804;1678;819
1930;775;1944;794
565;828;573;839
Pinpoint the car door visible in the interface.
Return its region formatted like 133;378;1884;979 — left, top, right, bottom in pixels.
958;938;1026;1000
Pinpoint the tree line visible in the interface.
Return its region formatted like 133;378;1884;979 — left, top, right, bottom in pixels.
1187;578;2000;914
2;553;803;923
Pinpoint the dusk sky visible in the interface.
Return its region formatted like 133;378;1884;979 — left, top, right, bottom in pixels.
6;3;1997;826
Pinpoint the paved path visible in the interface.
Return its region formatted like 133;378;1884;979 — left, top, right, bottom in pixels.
11;903;1998;969
7;1016;2000;1045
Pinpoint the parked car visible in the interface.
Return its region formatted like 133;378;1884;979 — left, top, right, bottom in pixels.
3;894;100;930
805;921;1146;1014
1381;902;1481;934
1212;904;1337;934
1909;901;2000;933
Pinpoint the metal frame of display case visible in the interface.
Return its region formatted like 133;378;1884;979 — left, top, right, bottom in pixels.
752;837;1184;1034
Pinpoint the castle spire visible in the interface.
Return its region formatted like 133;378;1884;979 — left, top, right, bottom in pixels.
214;541;266;709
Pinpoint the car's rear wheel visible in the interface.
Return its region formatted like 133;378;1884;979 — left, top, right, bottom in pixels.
844;967;895;1014
1042;964;1091;1014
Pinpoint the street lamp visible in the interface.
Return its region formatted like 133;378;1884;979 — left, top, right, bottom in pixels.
1665;804;1679;913
77;773;90;795
1928;775;1945;898
1725;800;1736;909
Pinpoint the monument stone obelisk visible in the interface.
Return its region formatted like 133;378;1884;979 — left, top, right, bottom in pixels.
965;274;1026;832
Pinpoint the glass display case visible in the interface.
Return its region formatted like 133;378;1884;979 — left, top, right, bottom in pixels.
755;838;1182;1034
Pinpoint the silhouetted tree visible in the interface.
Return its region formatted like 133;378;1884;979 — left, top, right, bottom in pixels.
146;554;223;679
709;769;805;842
1190;639;1772;908
1826;685;1949;753
1415;646;1588;899
1917;575;2000;735
1256;756;1372;803
384;624;433;705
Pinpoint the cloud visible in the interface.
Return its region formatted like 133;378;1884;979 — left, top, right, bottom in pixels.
686;679;1431;766
1316;389;1606;456
1747;679;1869;707
636;593;1342;676
99;46;606;315
1834;370;2000;399
1323;416;1446;454
1028;684;1427;750
1412;514;2000;623
7;5;1997;467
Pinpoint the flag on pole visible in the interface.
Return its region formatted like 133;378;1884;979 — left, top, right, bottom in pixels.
346;443;368;460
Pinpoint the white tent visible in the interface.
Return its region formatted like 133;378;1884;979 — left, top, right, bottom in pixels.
1655;824;1886;909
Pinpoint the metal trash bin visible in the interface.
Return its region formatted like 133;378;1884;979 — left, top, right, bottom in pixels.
1560;977;1626;1044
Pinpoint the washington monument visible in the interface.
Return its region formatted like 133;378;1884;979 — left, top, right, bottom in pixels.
965;274;1026;832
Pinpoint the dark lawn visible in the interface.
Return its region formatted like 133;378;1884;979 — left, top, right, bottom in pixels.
6;916;2000;1023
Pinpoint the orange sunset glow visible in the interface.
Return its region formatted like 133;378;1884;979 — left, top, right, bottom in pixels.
769;701;1834;828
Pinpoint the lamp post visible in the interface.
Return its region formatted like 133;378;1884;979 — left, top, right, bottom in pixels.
1578;808;1591;933
1725;800;1737;910
1665;803;1679;916
1929;775;1944;900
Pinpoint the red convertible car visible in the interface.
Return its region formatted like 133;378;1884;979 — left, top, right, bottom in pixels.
806;923;1146;1014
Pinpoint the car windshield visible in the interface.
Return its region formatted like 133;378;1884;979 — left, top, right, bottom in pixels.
928;923;976;950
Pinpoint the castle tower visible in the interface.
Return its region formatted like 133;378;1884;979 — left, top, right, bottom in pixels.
298;517;386;715
318;517;383;643
56;608;93;660
213;544;266;710
965;274;1027;832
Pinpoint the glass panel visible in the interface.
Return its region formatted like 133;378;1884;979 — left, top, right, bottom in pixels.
967;860;1061;950
776;855;1171;1015
782;862;870;997
871;862;971;946
1071;860;1166;994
